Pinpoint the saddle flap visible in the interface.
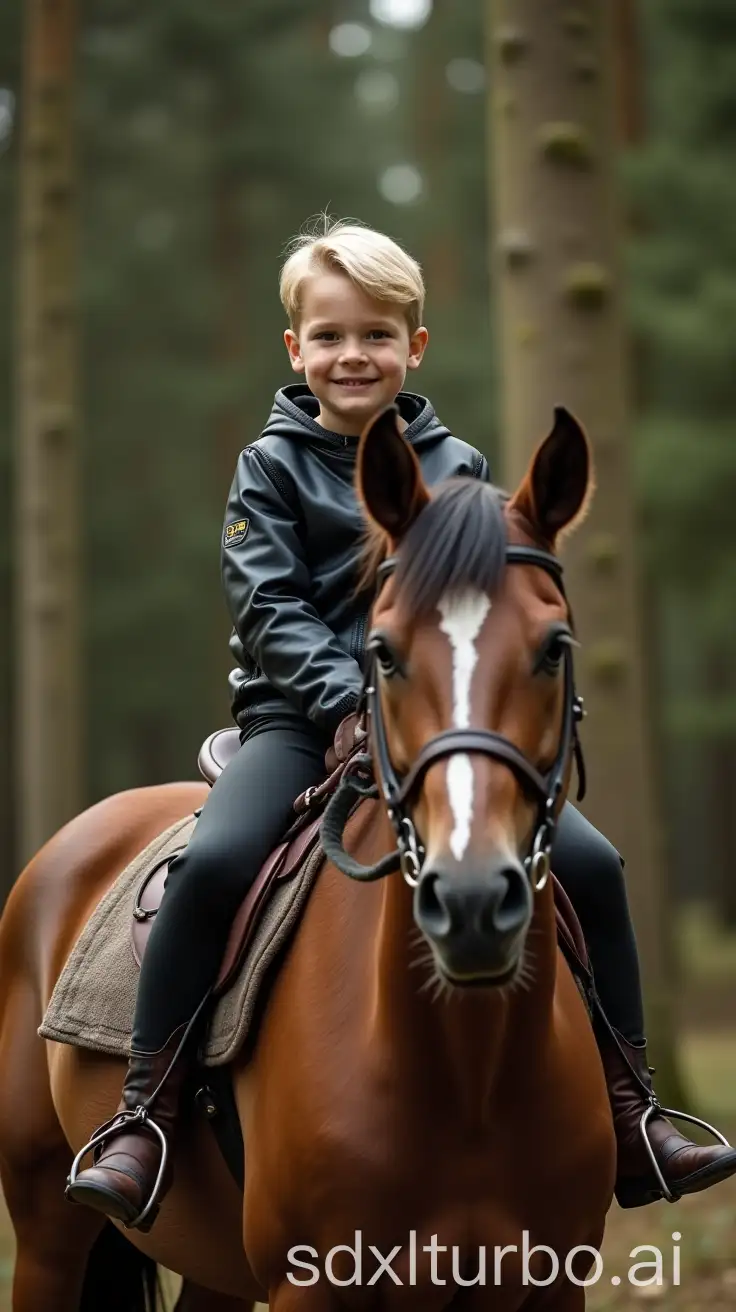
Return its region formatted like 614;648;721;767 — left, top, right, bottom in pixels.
132;746;361;1007
214;816;323;994
130;814;324;992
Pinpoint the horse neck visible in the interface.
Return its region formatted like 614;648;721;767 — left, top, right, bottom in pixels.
369;866;560;1125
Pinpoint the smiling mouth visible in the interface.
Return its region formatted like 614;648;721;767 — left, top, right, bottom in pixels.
332;378;378;387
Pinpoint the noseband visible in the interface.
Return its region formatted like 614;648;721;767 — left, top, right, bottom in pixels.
364;544;586;892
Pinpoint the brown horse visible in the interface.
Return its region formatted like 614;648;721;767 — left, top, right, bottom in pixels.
0;405;616;1310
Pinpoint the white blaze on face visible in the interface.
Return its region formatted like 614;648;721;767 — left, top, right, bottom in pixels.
437;590;492;861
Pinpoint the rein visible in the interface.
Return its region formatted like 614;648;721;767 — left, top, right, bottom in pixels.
321;543;586;889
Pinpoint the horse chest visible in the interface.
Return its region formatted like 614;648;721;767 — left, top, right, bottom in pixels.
276;1192;586;1312
253;1068;611;1309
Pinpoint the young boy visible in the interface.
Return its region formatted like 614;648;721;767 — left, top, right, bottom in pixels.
68;218;736;1230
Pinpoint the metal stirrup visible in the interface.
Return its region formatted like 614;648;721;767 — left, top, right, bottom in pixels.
639;1099;732;1203
66;1105;169;1230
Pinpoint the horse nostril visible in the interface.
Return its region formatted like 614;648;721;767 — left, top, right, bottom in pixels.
479;865;530;936
415;870;452;937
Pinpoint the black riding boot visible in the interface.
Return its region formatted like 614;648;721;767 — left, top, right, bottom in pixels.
596;1021;736;1208
65;998;208;1231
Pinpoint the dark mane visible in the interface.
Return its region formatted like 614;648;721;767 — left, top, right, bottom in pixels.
359;478;509;615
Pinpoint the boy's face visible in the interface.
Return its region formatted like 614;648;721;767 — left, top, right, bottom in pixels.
284;271;428;436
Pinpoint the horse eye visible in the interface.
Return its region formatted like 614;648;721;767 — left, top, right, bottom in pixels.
369;635;400;678
535;628;574;676
376;641;398;678
542;638;565;671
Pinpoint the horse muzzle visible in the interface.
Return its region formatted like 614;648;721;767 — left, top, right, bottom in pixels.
413;859;533;985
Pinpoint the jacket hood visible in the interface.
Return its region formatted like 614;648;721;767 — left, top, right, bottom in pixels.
261;383;452;452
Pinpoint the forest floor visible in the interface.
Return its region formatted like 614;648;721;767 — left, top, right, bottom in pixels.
2;902;735;1311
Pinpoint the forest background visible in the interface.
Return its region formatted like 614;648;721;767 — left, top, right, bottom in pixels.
2;0;736;1085
2;1;736;1305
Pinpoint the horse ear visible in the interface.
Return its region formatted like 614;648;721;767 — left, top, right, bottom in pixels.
509;406;594;545
357;404;430;540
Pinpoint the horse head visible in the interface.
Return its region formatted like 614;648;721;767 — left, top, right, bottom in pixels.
356;403;593;988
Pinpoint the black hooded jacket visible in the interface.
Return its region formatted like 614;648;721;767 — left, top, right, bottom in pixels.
221;384;490;740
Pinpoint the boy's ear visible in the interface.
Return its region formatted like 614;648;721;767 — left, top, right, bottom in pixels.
284;329;305;373
357;405;430;541
508;406;594;546
406;325;429;370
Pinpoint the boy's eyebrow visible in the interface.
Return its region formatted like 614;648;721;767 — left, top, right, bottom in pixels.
306;318;398;332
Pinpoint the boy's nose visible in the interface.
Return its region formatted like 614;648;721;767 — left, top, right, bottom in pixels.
338;341;369;362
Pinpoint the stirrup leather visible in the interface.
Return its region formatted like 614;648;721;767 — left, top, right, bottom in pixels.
639;1096;732;1203
65;1105;170;1230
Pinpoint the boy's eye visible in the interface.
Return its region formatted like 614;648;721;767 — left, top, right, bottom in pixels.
313;330;390;341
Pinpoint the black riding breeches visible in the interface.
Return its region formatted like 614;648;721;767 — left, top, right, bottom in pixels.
551;805;644;1043
131;725;644;1052
131;721;326;1052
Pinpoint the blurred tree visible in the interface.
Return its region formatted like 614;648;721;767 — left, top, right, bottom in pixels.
486;0;685;1099
627;0;736;926
0;3;21;901
409;0;496;452
16;0;82;864
613;0;681;989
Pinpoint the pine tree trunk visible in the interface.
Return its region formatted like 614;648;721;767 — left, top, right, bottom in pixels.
413;6;459;312
0;568;15;904
16;0;82;863
612;0;686;1018
210;85;247;729
486;0;683;1096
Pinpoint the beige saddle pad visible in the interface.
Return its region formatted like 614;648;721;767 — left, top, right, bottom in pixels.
38;811;325;1067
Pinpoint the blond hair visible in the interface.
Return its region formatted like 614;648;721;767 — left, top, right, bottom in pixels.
279;215;425;333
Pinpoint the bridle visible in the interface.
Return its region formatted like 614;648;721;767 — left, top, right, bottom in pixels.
363;543;586;893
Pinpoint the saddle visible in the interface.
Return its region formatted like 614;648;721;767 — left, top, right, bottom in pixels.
130;728;352;995
130;727;594;1003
